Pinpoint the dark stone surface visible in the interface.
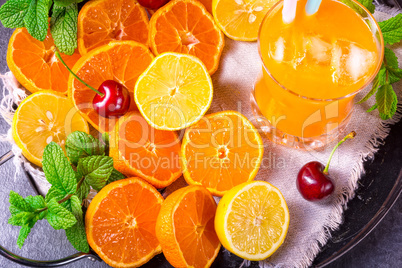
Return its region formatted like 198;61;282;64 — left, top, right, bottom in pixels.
0;0;400;267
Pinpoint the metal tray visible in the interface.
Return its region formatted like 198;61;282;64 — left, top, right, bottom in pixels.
0;1;401;267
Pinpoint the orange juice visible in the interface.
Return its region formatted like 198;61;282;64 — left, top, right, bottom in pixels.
253;0;383;146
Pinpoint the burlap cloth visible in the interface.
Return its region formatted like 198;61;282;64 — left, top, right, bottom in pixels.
0;7;400;268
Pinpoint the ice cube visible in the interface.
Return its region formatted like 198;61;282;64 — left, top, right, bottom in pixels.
272;37;285;62
306;36;332;65
269;34;307;69
346;43;376;81
331;39;376;86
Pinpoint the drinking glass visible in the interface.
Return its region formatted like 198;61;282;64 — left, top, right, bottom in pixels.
251;0;384;149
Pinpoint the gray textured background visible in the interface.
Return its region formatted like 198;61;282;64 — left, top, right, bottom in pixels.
0;1;400;267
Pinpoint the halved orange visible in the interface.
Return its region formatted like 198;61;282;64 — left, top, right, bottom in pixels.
156;185;221;268
7;28;81;94
12;91;89;167
77;0;149;55
109;112;182;188
212;0;276;41
148;0;224;74
134;52;213;131
181;111;264;196
68;41;154;133
86;177;163;267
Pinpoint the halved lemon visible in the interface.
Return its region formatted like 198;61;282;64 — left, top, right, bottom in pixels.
134;52;213;131
215;180;290;260
12;91;89;167
212;0;277;41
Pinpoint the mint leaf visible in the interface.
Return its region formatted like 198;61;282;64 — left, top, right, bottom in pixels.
25;195;46;210
356;0;375;13
376;84;398;119
379;88;398;120
42;142;77;195
50;2;78;55
17;220;36;248
379;14;402;45
78;156;114;191
66;131;105;166
8;212;34;226
108;169;125;184
0;0;30;28
24;0;51;41
46;198;77;230
65;195;89;253
9;191;34;212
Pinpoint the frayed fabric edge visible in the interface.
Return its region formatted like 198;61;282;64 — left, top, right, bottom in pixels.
0;71;50;195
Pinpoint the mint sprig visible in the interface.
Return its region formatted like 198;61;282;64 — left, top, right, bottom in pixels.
8;131;126;252
0;0;84;55
356;1;402;120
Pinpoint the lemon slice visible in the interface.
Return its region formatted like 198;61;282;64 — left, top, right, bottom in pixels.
215;181;290;260
212;0;277;41
12;91;89;167
134;52;213;130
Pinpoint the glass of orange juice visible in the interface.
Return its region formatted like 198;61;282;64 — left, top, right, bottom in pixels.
251;0;384;149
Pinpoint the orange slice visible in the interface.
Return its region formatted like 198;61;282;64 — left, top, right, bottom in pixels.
148;0;224;74
77;0;149;55
86;177;163;267
134;52;213;131
109;112;182;188
156;185;221;268
181;111;264;196
68;41;154;133
212;0;276;41
7;28;81;94
12;91;89;167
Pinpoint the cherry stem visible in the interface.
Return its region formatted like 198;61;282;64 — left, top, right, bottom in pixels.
323;131;356;175
55;51;104;96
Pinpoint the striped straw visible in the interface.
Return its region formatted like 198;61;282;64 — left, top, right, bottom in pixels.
305;0;322;15
282;0;298;24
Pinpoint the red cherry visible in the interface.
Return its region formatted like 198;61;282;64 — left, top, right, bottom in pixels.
92;80;131;118
296;131;356;202
297;161;335;201
137;0;170;9
55;51;131;119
